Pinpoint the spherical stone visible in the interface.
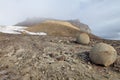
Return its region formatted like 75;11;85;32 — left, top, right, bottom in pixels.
76;33;90;45
89;43;117;66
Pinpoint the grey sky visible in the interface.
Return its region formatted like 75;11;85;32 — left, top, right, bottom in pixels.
0;0;120;39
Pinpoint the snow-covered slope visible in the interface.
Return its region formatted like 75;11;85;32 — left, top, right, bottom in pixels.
0;25;47;35
0;26;27;34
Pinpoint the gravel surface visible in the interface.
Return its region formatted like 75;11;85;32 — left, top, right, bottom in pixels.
0;34;120;80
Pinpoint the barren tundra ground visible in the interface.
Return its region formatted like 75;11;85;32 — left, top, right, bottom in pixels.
0;33;120;80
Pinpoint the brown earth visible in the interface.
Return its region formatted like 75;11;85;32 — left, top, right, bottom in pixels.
25;21;82;37
15;18;91;34
0;33;120;80
25;20;95;38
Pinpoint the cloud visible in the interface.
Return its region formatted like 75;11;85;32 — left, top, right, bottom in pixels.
78;0;120;37
0;0;120;39
0;0;81;25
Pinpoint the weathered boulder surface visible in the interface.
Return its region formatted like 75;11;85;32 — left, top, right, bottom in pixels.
89;43;117;66
76;33;90;45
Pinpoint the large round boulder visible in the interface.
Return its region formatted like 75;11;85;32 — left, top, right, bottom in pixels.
76;33;90;45
89;43;117;66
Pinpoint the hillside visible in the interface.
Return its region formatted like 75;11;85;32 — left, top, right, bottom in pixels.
15;18;91;33
25;20;94;38
68;19;91;33
0;23;99;39
25;20;82;37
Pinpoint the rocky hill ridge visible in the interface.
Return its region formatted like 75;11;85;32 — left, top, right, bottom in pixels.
15;18;91;33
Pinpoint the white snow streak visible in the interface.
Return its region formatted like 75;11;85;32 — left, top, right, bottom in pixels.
0;25;47;35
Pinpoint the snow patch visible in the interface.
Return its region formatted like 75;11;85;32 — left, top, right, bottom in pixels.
20;30;47;35
0;25;47;36
0;26;27;34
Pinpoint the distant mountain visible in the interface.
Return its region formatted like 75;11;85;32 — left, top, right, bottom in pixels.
25;20;82;37
67;19;91;33
15;17;55;27
15;17;91;33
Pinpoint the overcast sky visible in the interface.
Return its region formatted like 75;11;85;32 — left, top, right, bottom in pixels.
0;0;120;39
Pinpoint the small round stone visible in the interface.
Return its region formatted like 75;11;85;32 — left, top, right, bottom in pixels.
76;33;90;45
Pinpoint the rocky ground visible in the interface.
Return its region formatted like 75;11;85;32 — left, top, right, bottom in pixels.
0;33;120;80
